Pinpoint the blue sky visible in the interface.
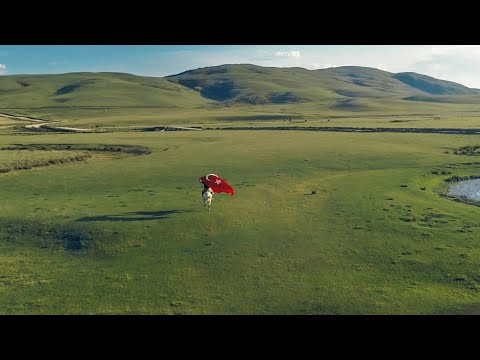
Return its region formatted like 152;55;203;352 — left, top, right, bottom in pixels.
1;45;480;88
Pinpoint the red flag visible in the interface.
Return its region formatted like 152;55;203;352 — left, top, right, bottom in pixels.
199;174;235;196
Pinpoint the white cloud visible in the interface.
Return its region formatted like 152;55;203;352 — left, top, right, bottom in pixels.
407;46;480;87
0;64;6;74
310;63;335;69
375;64;390;71
273;51;301;59
429;45;480;57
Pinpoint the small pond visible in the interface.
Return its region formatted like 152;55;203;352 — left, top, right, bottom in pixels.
448;178;480;203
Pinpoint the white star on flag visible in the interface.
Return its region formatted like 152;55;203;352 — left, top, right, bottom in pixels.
215;179;221;185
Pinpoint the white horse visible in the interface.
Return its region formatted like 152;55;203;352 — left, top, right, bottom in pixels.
202;187;214;211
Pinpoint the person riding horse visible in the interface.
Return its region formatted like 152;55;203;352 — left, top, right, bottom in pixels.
202;182;210;195
201;183;214;210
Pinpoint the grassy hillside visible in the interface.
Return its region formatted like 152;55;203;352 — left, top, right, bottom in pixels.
318;66;426;98
1;65;480;131
166;64;339;104
167;64;480;106
0;72;214;108
166;64;427;104
2;66;479;114
393;72;478;95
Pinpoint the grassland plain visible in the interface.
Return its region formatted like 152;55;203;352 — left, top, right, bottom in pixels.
0;130;480;314
2;65;480;134
3;103;480;136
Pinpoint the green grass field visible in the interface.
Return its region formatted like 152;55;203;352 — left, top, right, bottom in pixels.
1;129;480;314
2;65;480;314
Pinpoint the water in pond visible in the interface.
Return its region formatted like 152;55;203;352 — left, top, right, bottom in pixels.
448;178;480;203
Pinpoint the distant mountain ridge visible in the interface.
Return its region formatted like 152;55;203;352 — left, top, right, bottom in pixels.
1;64;479;109
392;72;477;95
166;64;479;104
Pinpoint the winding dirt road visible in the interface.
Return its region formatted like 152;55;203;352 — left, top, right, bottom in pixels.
0;112;93;132
0;112;203;133
24;122;49;129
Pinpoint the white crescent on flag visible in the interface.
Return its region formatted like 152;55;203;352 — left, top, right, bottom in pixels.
205;174;218;182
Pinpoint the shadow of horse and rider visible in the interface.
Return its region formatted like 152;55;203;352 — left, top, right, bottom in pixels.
76;210;191;222
76;181;226;222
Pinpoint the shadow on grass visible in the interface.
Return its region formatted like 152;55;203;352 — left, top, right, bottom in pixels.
76;210;190;222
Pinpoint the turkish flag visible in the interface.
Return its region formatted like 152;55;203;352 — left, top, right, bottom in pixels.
199;174;235;196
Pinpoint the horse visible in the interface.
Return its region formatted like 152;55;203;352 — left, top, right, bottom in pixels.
202;187;214;211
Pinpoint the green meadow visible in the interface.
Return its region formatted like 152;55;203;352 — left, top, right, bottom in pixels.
2;64;480;314
0;129;480;314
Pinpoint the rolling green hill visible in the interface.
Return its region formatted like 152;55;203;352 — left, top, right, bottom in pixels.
166;64;426;104
318;66;426;98
166;64;337;104
166;64;480;105
2;65;480;110
393;72;477;95
0;72;214;108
